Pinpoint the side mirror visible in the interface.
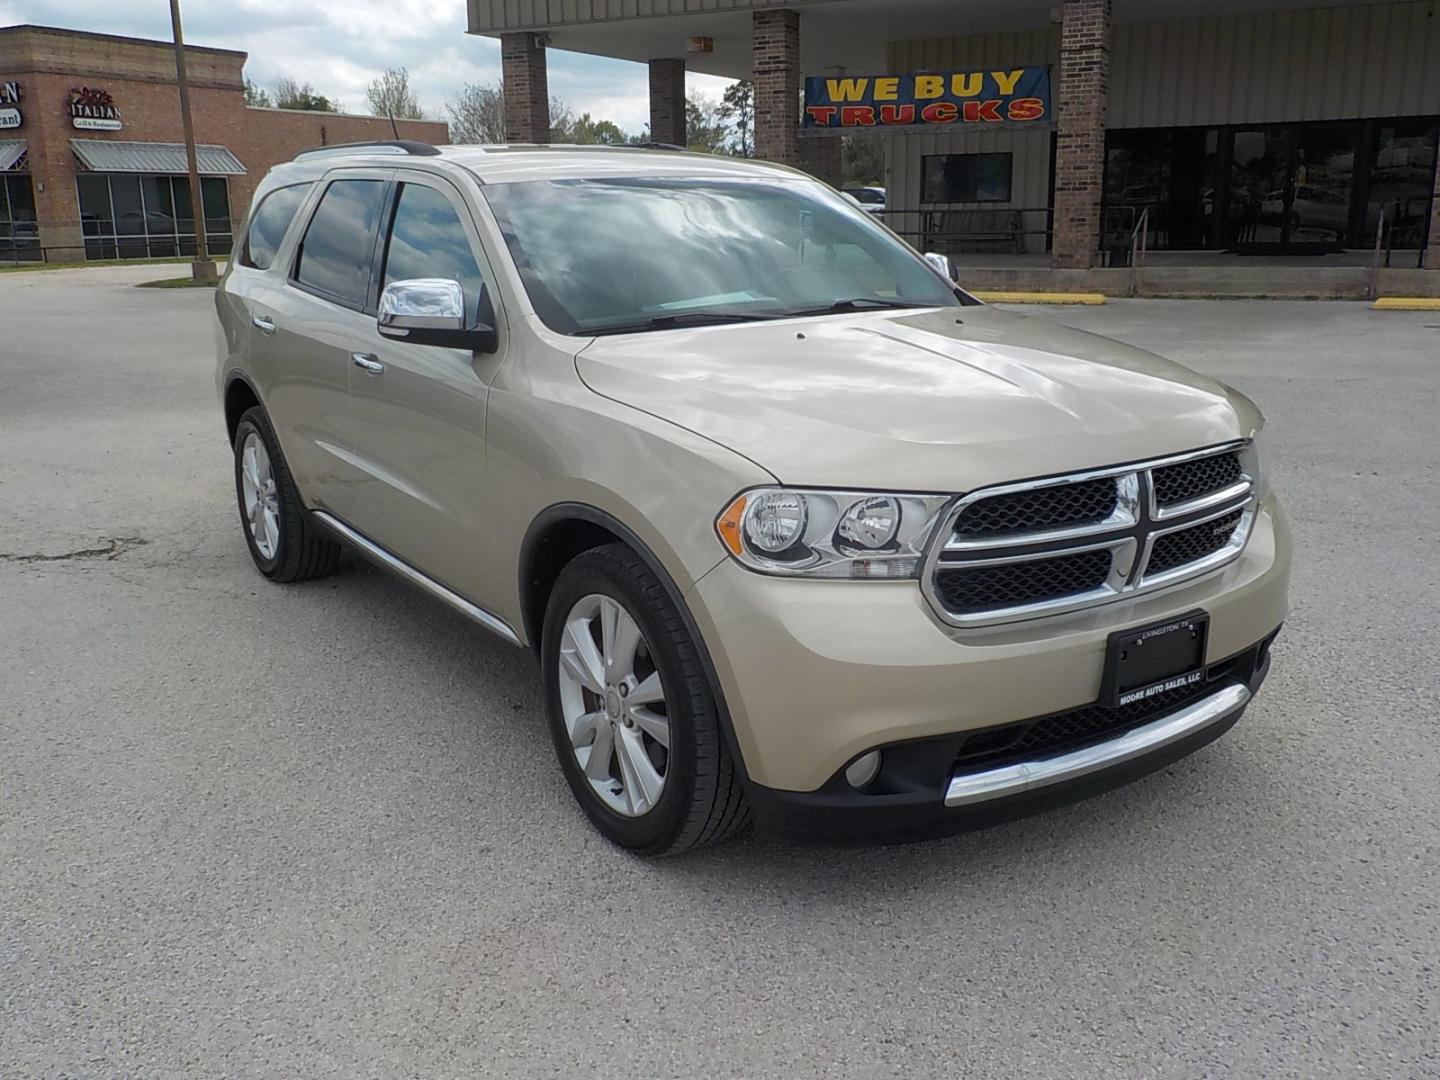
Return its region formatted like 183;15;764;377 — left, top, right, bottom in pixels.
377;278;498;353
923;252;955;282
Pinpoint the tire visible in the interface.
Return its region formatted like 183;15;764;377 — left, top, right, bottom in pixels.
232;406;341;583
541;544;750;856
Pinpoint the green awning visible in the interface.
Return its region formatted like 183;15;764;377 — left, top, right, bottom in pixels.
71;139;246;175
0;140;25;171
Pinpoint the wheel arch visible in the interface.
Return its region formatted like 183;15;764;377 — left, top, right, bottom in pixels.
223;370;264;443
519;502;752;783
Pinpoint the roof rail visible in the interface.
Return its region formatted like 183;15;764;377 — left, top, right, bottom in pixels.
626;141;687;152
293;140;442;162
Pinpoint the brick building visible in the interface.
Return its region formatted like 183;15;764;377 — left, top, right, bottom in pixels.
468;0;1440;278
0;25;448;262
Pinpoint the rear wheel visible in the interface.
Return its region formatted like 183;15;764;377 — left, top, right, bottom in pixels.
232;407;340;583
542;544;749;855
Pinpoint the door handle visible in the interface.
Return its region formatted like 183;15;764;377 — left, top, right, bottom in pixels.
351;352;386;375
251;314;276;334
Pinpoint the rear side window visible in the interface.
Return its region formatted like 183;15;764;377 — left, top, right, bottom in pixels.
293;178;388;307
240;183;311;270
382;183;486;324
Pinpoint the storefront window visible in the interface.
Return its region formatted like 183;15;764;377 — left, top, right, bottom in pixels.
1363;118;1438;251
75;173;233;260
921;153;1012;203
0;173;40;262
1103;128;1218;251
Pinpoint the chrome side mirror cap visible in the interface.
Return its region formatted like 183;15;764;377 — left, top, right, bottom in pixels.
377;278;498;353
923;252;955;282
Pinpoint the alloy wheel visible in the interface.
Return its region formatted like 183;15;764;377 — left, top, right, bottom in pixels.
240;431;281;561
556;593;671;817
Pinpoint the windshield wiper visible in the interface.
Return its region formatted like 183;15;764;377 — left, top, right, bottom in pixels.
587;311;781;336
775;297;934;317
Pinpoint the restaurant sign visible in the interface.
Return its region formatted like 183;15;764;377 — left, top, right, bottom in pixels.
68;86;122;131
0;80;20;130
803;67;1050;130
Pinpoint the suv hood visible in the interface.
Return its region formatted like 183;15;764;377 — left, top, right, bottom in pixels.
576;306;1258;492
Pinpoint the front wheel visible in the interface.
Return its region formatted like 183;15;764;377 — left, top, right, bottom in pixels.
542;544;749;855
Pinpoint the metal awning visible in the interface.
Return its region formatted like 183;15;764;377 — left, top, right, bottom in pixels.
0;140;26;172
71;139;246;176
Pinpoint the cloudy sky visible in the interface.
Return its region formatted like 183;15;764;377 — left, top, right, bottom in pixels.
0;0;734;134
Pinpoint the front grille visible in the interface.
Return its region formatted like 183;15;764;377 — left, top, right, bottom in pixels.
952;476;1118;539
1147;509;1244;575
926;444;1254;626
952;680;1219;772
934;548;1112;614
1152;451;1243;507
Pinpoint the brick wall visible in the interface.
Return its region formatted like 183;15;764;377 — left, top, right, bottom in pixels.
752;9;801;169
1052;0;1110;270
0;25;445;260
648;59;685;147
501;32;549;144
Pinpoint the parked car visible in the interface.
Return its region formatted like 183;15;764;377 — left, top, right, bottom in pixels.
842;185;887;215
216;142;1289;855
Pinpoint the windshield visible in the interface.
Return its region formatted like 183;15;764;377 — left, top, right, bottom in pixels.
480;177;960;335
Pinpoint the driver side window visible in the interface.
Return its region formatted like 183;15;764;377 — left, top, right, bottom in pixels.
381;182;487;325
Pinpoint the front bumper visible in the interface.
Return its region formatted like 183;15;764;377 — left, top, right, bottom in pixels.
686;495;1290;813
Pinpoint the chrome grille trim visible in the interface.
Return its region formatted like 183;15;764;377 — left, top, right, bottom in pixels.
922;441;1254;628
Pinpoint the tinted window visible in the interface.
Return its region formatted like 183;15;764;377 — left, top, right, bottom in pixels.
294;179;388;306
241;183;311;270
921;153;1013;202
382;183;486;323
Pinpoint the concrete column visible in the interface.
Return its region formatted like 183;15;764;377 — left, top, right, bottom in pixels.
801;136;843;188
1052;0;1111;269
502;32;550;144
752;9;802;169
648;59;687;148
1426;146;1440;270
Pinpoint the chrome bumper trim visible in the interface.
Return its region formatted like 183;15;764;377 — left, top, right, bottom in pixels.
312;510;522;647
943;682;1251;807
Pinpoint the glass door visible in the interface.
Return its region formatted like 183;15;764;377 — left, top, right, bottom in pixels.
1226;123;1361;252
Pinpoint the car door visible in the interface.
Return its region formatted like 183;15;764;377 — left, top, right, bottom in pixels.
340;170;510;608
248;168;393;521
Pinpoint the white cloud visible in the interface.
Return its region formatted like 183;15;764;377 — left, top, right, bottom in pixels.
0;0;736;135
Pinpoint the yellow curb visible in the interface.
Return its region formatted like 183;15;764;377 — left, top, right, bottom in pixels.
973;291;1107;305
1372;297;1440;310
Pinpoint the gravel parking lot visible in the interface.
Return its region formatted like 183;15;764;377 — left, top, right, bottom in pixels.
3;265;1438;1078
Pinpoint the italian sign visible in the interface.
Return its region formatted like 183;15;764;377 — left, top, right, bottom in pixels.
0;80;20;130
68;86;122;131
803;67;1050;130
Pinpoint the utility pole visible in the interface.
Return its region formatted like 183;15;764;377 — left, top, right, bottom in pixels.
170;0;215;283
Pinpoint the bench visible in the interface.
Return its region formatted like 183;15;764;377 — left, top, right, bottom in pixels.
923;208;1025;255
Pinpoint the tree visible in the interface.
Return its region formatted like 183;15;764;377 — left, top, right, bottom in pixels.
445;82;506;144
842;135;886;187
566;112;629;145
685;92;730;155
718;80;754;157
273;77;340;113
243;78;271;108
365;67;423;121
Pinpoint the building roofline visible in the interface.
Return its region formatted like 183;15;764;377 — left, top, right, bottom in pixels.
244;104;448;126
0;23;248;59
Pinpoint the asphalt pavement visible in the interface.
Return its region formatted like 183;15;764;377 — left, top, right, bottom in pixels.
2;265;1438;1078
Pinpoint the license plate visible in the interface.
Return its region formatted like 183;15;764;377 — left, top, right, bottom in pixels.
1100;610;1209;708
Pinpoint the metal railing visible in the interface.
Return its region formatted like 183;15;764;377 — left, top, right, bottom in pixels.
869;206;1055;256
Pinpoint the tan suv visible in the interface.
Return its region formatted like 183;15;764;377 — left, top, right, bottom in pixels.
216;141;1290;854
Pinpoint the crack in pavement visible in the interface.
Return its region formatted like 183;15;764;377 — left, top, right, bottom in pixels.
0;537;149;563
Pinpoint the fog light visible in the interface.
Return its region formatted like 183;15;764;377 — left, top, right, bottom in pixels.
844;750;882;789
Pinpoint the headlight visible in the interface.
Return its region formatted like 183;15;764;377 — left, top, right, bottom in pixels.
716;488;952;579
